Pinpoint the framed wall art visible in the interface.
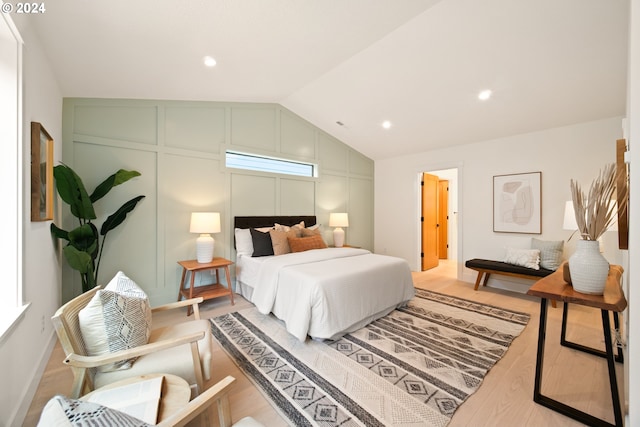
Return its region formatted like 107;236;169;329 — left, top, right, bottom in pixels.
493;171;541;234
31;121;54;221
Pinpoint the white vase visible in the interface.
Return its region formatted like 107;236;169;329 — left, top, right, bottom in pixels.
568;239;610;295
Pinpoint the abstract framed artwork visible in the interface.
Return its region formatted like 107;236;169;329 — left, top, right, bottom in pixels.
31;121;54;221
493;171;541;234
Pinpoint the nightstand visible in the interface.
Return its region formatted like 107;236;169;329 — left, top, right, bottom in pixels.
177;257;235;315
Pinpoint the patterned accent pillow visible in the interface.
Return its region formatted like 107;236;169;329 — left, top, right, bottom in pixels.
37;395;150;427
531;238;564;270
288;234;328;253
503;247;540;270
79;271;152;372
269;229;298;255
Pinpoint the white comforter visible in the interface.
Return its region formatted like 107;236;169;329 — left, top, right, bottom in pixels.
251;248;415;341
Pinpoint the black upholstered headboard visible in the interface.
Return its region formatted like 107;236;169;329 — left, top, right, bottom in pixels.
234;215;316;230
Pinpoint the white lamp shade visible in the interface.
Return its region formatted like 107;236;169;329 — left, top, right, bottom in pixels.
563;200;618;232
190;212;221;234
563;201;578;230
329;213;349;228
190;212;220;263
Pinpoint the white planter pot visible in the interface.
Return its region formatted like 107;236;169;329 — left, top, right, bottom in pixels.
568;239;610;295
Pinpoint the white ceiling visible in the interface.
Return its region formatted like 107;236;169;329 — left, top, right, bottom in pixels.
28;0;629;160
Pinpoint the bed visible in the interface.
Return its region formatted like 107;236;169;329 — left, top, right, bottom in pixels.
233;216;415;341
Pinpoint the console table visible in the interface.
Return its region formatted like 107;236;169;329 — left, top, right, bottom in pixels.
526;263;626;427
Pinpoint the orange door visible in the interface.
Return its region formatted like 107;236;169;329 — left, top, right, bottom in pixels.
421;173;439;270
438;180;449;259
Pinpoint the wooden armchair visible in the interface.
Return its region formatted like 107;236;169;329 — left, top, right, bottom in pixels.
51;286;213;398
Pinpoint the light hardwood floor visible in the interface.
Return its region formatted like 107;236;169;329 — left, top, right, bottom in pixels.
24;260;624;426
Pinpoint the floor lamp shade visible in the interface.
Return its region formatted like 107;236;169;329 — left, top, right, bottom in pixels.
190;212;221;263
329;212;349;247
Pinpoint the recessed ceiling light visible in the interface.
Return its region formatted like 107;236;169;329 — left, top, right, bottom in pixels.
478;89;492;101
203;56;217;67
382;120;392;129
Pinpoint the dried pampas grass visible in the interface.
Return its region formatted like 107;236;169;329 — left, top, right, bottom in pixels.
570;163;627;241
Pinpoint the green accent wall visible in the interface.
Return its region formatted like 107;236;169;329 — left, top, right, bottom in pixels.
61;98;374;304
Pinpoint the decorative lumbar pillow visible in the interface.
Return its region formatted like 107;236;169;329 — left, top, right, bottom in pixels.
37;395;150;427
250;228;274;257
288;234;328;253
269;229;297;256
531;238;564;270
503;247;541;270
79;271;152;372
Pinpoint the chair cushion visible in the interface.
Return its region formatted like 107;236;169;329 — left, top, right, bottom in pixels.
37;395;149;427
94;319;213;390
78;271;152;372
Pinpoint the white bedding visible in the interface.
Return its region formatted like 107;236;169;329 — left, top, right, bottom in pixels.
248;247;415;341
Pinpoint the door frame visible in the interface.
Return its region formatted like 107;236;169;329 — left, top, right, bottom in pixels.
414;162;464;279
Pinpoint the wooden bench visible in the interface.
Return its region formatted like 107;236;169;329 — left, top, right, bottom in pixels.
465;258;557;307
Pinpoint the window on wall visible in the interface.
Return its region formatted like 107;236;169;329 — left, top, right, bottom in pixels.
0;14;26;339
226;150;316;177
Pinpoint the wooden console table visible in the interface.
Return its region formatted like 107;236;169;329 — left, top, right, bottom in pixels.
178;258;235;315
526;263;626;427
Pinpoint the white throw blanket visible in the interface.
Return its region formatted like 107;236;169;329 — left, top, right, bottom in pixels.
251;248;415;341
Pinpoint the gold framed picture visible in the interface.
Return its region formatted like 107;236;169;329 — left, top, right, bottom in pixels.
31;122;54;221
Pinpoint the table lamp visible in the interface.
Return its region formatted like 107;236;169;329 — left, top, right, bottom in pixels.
329;212;349;247
190;212;221;263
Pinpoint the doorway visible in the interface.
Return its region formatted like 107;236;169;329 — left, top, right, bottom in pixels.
420;168;458;272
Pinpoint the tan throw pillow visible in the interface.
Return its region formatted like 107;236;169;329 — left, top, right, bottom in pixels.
274;222;304;237
288;234;328;253
269;229;298;255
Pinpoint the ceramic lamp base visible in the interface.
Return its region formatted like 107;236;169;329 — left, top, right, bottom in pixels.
333;227;345;247
196;234;215;263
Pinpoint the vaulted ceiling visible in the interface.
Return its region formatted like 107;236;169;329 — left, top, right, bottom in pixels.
29;0;629;160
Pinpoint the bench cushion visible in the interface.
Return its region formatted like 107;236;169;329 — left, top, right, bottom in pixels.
465;258;554;278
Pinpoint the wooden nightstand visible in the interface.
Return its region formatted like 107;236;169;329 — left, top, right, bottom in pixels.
177;257;235;315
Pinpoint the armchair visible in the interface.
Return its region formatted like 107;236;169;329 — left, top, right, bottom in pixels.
51;286;213;398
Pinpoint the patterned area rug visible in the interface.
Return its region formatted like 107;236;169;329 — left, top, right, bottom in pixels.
210;288;530;427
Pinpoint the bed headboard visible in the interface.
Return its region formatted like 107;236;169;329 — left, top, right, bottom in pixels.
234;215;317;230
233;216;317;250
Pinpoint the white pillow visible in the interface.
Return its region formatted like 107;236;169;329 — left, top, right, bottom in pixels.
234;228;253;256
504;247;541;270
79;271;152;372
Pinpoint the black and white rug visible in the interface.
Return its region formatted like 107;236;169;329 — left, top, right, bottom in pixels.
210;288;529;426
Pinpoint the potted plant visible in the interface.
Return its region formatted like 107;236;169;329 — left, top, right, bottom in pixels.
568;163;627;294
50;164;145;293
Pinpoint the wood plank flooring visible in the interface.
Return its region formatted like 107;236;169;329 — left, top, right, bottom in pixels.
24;260;624;426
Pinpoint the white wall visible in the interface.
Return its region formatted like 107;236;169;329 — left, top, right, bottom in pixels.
375;117;624;291
0;16;63;426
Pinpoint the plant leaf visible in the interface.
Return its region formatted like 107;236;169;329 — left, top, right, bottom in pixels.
62;245;93;274
50;223;69;241
100;195;146;236
53;164;96;220
90;169;141;203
